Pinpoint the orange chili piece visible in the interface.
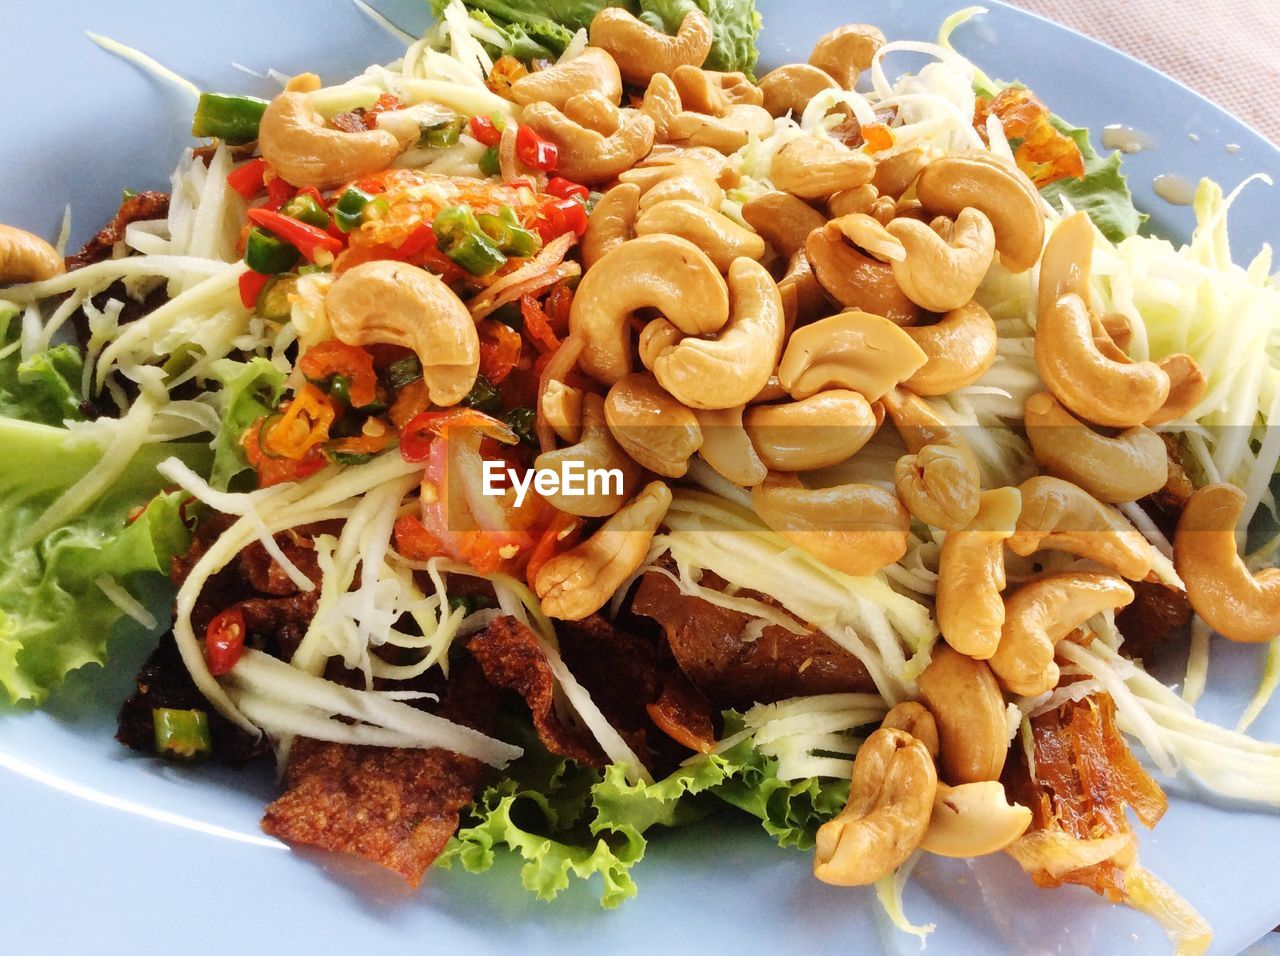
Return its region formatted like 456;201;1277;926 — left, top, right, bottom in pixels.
393;513;446;561
519;294;561;354
477;318;524;384
261;384;336;459
297;340;379;407
525;510;582;586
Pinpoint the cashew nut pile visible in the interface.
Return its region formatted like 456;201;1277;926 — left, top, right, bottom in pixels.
476;18;1270;892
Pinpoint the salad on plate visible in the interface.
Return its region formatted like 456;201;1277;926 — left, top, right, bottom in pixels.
4;2;1280;952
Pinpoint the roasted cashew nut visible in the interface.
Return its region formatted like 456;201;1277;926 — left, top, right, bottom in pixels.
1174;483;1280;643
828;185;892;223
325;261;477;406
873;147;933;199
652;258;784;409
569;234;728;384
259;92;413;189
664;104;774;154
589;8;713;86
540;380;583;444
1038;220;1206;425
563;90;622;135
520;102;655;185
828;213;906;264
777;310;927;402
535;481;673;620
635;200;766;270
671;65;763;116
886;208;996;313
1024;392;1169;503
758;63;839;118
883;388;981;531
0;224;64;283
1147;353;1208;425
1010;476;1156;581
808;23;886;90
511;47;623;109
637;144;741;186
639;72;682;139
740;191;827;259
622;163;725;210
917;643;1011;783
604;373;703;478
914;151;1045;273
752;473;910;577
805;225;923;326
881;701;940;759
1037;210;1094;317
771;136;876;200
921;781;1032;858
694;405;768;487
534;393;641;517
1038;215;1198;419
901;301;999;395
813;727;936;886
745;389;880;472
936;487;1022;660
638;317;682;370
989;571;1135;696
1036;293;1171;428
778;251;828;330
582;183;640;269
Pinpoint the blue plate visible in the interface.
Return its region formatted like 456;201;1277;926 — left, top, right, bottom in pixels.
2;2;1279;953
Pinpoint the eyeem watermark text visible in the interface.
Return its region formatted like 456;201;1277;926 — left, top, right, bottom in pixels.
482;460;625;507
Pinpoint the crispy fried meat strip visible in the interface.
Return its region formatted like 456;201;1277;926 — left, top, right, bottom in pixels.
65;190;169;271
117;513;327;760
261;738;485;887
260;653;499;886
467;615;603;765
116;631;267;765
1116;580;1192;663
558;612;667;756
647;669;716;754
1004;692;1167;900
630;569;875;709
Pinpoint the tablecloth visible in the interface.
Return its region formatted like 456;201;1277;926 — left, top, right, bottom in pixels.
1010;0;1280;143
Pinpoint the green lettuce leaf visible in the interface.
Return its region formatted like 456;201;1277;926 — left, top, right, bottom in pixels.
0;416;208;703
438;713;848;906
0;306;87;426
206;357;285;492
708;714;850;849
637;0;762;76
971;80;1145;244
429;0;762;74
1039;116;1147;243
430;0;633;56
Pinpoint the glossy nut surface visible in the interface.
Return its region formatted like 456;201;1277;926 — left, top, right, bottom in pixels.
326;261;478;407
1024;392;1168;503
1174;483;1280;643
752;473;910;576
989;571;1135;696
745;389;880;471
535;481;673;620
917;644;1010;784
777;310;927;402
604;374;703;478
813;727;935;886
936;487;1022;660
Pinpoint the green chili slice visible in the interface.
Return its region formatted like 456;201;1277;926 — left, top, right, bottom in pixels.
191;92;270;145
